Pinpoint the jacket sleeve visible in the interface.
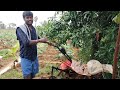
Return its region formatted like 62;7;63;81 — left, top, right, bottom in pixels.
16;27;30;47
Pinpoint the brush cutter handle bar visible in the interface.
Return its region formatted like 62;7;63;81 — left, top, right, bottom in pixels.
56;46;72;62
46;41;72;62
46;41;56;47
65;54;72;62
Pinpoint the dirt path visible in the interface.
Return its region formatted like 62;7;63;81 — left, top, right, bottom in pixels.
0;58;14;69
38;45;68;65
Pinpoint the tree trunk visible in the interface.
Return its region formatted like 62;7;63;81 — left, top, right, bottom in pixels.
112;25;120;79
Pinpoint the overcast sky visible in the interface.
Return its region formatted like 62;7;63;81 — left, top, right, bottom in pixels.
0;11;56;27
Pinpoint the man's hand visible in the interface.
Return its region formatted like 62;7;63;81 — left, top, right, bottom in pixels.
29;38;48;45
37;38;56;46
38;38;48;43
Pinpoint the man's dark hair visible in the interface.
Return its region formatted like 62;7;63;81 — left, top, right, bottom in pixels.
23;11;33;18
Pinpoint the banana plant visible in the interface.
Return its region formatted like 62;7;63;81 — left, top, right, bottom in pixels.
3;41;19;60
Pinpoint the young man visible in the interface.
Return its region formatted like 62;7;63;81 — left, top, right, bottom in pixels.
16;11;49;79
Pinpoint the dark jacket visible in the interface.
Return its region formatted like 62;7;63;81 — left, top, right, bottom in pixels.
16;26;40;61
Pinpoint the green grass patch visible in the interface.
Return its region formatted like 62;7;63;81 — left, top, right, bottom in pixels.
36;63;60;77
0;49;9;56
0;69;23;79
37;43;48;55
0;29;17;47
0;63;60;79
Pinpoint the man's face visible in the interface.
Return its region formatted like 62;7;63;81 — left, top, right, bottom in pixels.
24;16;33;25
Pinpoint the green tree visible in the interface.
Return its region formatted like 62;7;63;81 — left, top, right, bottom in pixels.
37;11;119;65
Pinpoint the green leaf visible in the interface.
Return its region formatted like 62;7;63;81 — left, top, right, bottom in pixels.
112;13;120;24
